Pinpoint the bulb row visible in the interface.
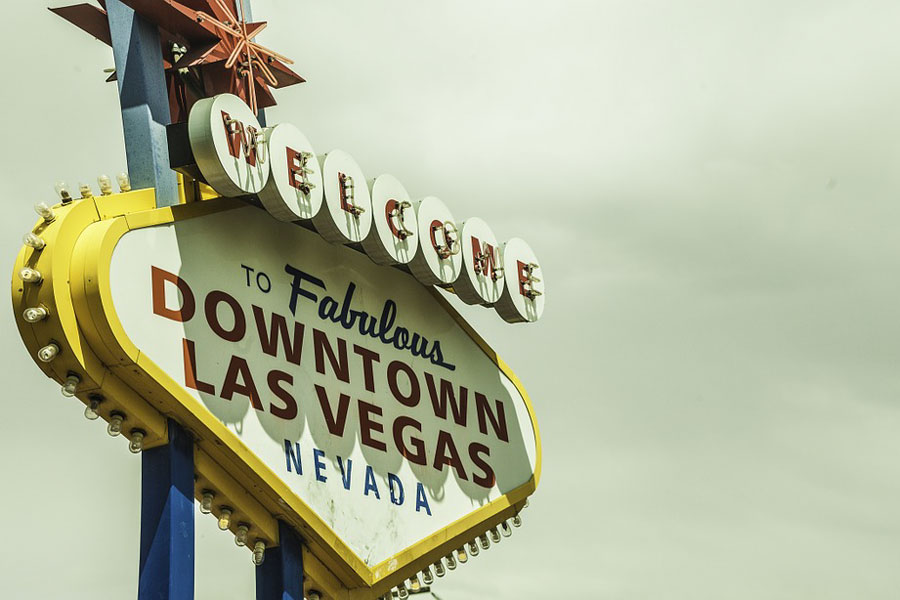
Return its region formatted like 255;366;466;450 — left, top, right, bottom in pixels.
52;174;131;205
381;513;524;599
198;489;268;565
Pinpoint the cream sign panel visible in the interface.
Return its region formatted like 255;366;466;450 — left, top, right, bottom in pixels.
108;205;539;564
187;94;546;324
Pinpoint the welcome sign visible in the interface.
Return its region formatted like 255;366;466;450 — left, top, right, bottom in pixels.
13;191;540;598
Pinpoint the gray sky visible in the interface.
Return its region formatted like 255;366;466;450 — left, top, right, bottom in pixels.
3;1;900;598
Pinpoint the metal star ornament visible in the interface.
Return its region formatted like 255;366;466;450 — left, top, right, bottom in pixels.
51;0;304;121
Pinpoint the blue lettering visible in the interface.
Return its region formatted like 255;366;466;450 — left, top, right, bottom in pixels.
415;483;432;516
364;466;380;499
313;448;327;483
284;440;302;475
388;473;404;505
337;456;352;491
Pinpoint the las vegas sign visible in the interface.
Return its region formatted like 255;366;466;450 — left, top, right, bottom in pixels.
13;92;545;598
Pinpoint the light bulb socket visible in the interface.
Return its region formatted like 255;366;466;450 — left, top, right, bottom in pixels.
23;305;49;323
37;342;60;363
107;412;126;436
129;429;146;454
217;506;233;530
85;395;102;420
19;267;43;284
61;373;80;397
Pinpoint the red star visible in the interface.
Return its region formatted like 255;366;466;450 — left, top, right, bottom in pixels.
51;0;304;121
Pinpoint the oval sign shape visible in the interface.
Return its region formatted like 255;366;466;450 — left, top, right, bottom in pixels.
15;194;540;597
313;150;374;245
188;94;270;196
257;122;324;221
361;174;419;265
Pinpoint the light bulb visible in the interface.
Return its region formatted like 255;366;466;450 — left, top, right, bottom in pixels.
37;342;59;363
397;585;409;599
408;575;421;592
61;373;80;397
433;559;446;577
467;540;480;557
479;534;490;550
524;499;530;509
79;183;93;198
500;521;513;537
84;395;102;420
512;514;522;528
129;429;145;453
234;523;250;546
19;267;43;284
23;305;49;323
34;202;55;222
54;182;72;203
107;412;125;436
445;552;458;570
98;175;113;196
23;232;45;250
489;527;501;544
422;566;434;585
252;540;266;566
116;172;132;192
308;591;322;600
200;490;215;514
456;546;469;563
217;507;233;530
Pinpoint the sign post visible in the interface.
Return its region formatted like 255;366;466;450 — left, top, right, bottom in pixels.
106;0;179;207
139;419;195;600
21;2;546;598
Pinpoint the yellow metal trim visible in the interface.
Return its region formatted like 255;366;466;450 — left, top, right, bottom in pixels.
13;194;541;596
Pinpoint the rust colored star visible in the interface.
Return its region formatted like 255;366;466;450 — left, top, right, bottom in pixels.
51;0;304;121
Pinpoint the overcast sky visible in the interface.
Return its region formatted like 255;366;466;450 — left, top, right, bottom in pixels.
3;1;900;598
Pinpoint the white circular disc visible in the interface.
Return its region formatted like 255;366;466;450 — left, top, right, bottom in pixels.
361;174;419;265
494;238;545;323
257;123;323;221
188;94;269;196
312;150;373;244
454;217;506;305
408;196;462;286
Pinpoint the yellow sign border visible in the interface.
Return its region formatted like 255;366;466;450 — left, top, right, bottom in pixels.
12;190;541;598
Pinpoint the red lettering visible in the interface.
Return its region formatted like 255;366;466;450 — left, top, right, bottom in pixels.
387;360;420;407
221;111;257;166
253;305;304;366
267;370;297;421
469;442;496;488
471;236;498;280
424;373;467;427
393;416;426;465
358;400;387;452
182;338;214;394
286;147;305;190
314;385;350;436
151;266;195;322
221;355;262;411
313;329;349;383
353;345;380;393
433;430;467;480
205;290;246;342
517;260;529;297
475;393;509;442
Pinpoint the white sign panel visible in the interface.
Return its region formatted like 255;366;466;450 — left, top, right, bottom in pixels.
108;205;538;564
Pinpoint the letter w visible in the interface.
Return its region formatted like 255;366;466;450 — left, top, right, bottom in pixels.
424;373;467;427
253;305;304;365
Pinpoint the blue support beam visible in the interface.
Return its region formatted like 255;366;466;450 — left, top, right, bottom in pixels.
106;0;179;207
139;419;195;600
256;521;304;600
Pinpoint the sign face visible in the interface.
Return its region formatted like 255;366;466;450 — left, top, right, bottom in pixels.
17;195;540;594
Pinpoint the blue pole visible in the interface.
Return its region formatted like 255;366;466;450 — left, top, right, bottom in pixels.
139;419;195;600
106;0;179;207
256;521;304;600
